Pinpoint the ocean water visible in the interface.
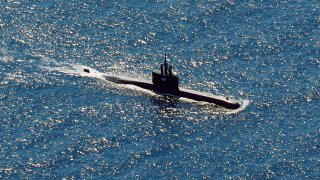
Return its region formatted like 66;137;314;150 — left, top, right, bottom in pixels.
0;0;319;179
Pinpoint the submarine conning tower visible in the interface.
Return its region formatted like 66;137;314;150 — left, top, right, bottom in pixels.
152;54;179;89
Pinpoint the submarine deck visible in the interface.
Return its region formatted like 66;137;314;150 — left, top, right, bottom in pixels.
102;75;240;109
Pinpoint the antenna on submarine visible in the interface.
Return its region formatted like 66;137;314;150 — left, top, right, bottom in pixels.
164;53;168;76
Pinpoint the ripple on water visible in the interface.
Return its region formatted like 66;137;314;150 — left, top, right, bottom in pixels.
1;0;319;179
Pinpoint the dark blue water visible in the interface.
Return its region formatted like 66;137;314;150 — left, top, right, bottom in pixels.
1;0;319;179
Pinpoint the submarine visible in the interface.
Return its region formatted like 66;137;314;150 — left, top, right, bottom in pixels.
84;54;241;109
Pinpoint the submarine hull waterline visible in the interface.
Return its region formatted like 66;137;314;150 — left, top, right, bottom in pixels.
91;71;241;109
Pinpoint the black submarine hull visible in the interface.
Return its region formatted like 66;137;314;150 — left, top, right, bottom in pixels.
87;70;240;109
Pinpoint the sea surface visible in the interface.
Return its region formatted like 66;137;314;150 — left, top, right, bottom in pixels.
0;0;319;179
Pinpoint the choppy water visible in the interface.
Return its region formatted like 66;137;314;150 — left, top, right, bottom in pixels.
0;0;319;179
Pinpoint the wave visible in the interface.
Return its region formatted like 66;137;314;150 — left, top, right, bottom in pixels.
37;55;106;81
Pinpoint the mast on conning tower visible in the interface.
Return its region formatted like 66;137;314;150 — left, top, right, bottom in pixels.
160;64;164;75
164;53;168;76
169;65;173;76
162;53;175;77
